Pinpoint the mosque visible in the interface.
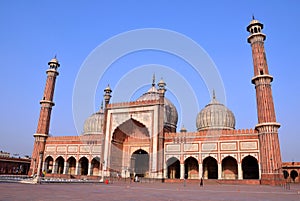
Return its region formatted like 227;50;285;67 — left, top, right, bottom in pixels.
28;19;298;185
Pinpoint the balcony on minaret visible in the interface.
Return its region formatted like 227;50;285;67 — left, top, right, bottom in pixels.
48;56;60;70
247;17;266;43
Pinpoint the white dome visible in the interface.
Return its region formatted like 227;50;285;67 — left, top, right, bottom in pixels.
196;96;235;131
82;108;104;135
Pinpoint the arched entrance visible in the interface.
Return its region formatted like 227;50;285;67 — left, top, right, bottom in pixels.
44;156;53;174
67;157;76;175
91;157;100;176
283;170;289;179
291;170;299;182
184;157;198;179
166;157;180;179
242;155;259;179
203;156;218;179
131;149;149;177
79;157;88;175
222;156;238;179
110;118;150;174
55;156;64;174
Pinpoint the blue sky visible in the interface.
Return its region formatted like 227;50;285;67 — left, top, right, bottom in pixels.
0;1;299;161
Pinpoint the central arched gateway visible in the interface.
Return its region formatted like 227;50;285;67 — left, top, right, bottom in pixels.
131;149;149;177
110;118;150;175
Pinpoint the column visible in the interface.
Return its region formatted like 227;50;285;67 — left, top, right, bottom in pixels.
87;162;92;176
218;163;222;179
238;163;243;180
32;159;36;176
180;163;185;179
258;163;261;179
75;162;79;175
164;162;168;178
52;161;56;174
198;163;203;179
42;161;46;173
63;161;68;174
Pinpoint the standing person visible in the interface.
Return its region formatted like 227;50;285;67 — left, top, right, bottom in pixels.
200;177;203;187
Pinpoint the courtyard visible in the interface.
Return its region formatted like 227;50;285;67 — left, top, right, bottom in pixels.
0;181;299;201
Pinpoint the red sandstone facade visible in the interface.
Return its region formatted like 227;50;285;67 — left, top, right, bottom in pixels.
28;19;297;185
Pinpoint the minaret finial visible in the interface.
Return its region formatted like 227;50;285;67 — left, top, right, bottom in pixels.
252;14;255;20
212;89;216;100
152;73;156;86
100;100;103;109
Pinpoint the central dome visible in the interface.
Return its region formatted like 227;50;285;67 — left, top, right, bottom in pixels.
196;94;235;131
137;79;178;131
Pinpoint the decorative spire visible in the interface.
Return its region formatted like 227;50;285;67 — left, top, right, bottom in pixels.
212;89;216;100
152;73;156;86
158;77;166;97
104;84;112;105
180;124;187;133
252;14;255;20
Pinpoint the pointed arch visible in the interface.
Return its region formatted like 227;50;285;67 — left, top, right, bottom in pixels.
91;157;100;176
67;156;76;175
131;149;149;178
55;156;64;174
112;118;150;143
242;155;259;179
203;156;218;179
44;156;53;174
222;156;238;179
291;170;299;182
283;170;289;179
110;118;150;174
184;157;198;179
79;157;89;175
166;157;180;179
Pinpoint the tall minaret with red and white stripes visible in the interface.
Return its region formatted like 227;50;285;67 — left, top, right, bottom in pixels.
247;17;283;185
28;57;60;176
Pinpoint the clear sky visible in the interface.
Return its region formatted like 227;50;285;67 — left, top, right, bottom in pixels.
0;1;299;161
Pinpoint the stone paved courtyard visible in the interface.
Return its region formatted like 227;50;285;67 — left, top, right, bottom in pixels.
0;181;299;201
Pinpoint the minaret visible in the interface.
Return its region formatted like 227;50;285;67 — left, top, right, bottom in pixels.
247;18;283;185
101;85;112;181
157;78;166;178
28;57;60;176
